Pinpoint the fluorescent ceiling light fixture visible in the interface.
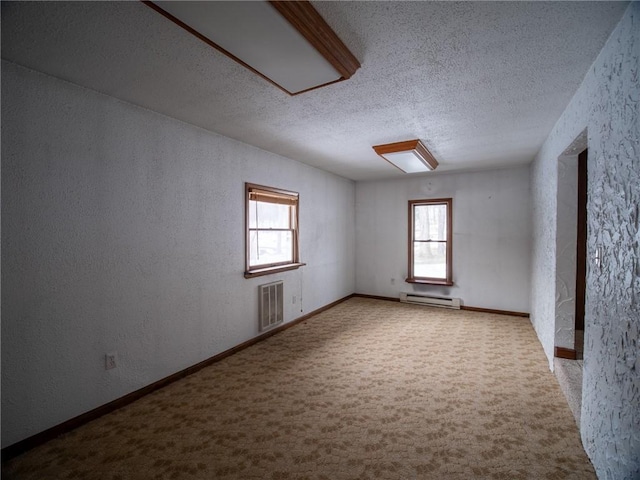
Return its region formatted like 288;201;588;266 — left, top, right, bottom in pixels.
146;1;360;95
373;140;439;173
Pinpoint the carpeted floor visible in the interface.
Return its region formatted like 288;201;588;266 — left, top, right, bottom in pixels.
3;298;595;479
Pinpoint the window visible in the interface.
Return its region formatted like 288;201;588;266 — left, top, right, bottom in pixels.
245;183;304;278
407;198;453;285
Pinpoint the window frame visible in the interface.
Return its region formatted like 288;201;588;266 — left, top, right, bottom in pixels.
244;183;305;278
406;198;453;286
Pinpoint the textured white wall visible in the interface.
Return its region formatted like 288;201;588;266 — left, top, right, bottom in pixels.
530;3;639;479
1;61;355;447
355;166;531;313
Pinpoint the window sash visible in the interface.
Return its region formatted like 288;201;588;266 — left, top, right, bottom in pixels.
248;229;294;268
249;200;293;230
413;204;448;241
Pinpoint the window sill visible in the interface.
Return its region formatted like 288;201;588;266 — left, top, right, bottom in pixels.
245;263;306;279
405;277;454;286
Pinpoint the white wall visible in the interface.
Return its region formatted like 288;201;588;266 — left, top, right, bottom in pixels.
355;166;531;313
530;3;639;479
1;61;355;447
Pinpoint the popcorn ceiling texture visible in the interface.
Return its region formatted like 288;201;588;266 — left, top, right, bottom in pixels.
530;4;639;479
0;1;629;180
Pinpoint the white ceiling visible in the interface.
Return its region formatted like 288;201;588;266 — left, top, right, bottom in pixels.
1;1;629;181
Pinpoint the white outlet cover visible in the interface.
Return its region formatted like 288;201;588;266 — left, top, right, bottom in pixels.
105;352;117;370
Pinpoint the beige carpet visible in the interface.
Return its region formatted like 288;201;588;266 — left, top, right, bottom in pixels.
3;298;595;479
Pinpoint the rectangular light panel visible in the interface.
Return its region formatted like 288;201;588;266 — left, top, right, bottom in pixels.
373;139;439;173
153;1;343;94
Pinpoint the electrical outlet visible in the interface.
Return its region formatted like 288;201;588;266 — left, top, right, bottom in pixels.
105;352;117;370
292;295;297;304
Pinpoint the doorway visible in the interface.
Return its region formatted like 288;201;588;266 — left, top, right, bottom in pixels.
554;130;588;361
574;149;587;359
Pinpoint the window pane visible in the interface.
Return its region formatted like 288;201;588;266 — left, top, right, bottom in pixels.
249;200;257;229
414;204;447;241
258;202;291;229
413;241;447;279
249;200;291;229
249;230;293;267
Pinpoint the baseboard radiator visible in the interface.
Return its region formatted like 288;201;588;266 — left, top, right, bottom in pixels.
259;281;284;331
399;292;461;309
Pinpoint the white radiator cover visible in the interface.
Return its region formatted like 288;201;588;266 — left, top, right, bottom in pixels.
399;292;461;309
259;281;284;331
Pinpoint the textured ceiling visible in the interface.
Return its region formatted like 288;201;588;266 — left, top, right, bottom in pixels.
1;1;629;180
